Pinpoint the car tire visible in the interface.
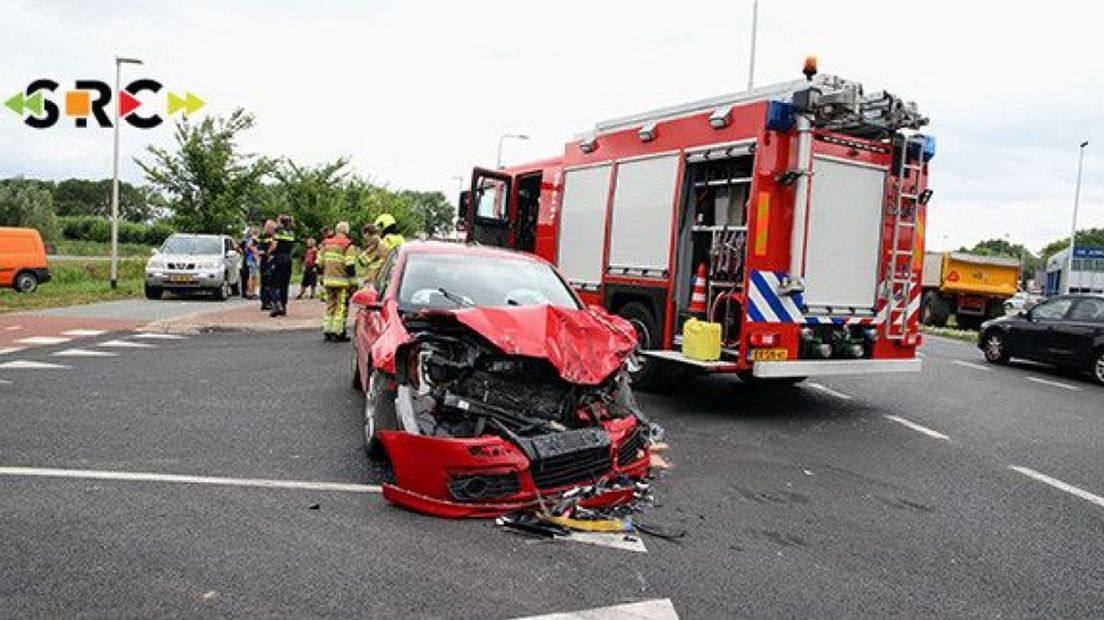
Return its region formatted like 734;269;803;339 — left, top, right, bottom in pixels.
616;302;662;392
981;330;1010;365
213;277;230;301
1091;348;1104;386
14;271;38;293
921;291;950;327
144;284;163;300
363;369;398;462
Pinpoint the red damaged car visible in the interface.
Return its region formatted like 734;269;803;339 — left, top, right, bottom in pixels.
349;242;655;518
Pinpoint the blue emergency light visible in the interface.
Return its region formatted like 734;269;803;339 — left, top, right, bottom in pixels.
922;135;937;161
766;101;794;132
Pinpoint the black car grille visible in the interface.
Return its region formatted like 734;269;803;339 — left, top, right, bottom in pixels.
530;446;612;489
617;427;647;467
168;262;196;270
447;472;521;502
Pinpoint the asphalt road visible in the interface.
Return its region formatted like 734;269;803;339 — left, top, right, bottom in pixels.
1;330;1101;618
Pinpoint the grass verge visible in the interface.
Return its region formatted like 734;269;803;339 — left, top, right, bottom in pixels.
51;240;154;257
0;259;145;314
920;324;978;343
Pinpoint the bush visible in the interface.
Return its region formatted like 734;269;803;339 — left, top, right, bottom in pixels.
58;215;174;246
145;221;174;246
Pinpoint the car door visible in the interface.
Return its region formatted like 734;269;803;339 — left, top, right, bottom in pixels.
1054;297;1104;368
1021;297;1075;362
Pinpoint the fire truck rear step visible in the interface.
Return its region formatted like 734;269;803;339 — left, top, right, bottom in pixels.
640;349;741;372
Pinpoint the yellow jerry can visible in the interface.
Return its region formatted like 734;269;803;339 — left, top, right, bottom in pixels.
681;318;722;361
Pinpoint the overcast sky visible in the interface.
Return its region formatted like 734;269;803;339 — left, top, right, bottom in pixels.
1;0;1100;253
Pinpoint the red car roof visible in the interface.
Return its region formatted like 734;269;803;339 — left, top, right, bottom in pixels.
399;241;550;265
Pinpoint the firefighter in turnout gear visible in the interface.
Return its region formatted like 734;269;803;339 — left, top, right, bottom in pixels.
358;223;383;284
374;213;405;259
319;221;358;341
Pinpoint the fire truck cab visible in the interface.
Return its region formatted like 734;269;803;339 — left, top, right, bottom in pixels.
459;61;933;388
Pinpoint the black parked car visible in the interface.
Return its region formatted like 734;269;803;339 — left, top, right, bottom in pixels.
978;295;1104;385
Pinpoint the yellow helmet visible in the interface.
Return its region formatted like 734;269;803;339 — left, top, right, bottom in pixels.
374;213;397;230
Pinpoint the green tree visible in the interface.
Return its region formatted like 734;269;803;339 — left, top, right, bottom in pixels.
399;190;454;237
53;178;157;222
0;178;59;241
267;158;352;237
137;109;272;234
1039;228;1104;260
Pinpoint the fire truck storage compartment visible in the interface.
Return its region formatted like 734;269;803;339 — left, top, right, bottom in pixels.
557;164;612;289
606;153;680;279
802;156;886;313
674;148;753;345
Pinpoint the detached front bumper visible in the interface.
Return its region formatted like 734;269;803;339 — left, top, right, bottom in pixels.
752;357;922;378
378;417;650;518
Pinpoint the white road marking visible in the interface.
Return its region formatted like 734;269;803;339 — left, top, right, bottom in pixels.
61;329;108;337
0;466;382;494
884;415;950;441
132;333;186;340
513;598;678;620
1026;376;1081;392
806;382;853;400
561;532;648;554
0;360;69;370
14;336;72;345
0;379;11;385
1010;466;1104;510
915;351;927;358
3;325;21;331
0;347;26;355
97;339;156;349
951;359;991;372
52;348;119;358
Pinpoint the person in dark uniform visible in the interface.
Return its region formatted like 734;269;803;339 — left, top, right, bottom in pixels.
258;220;276;311
269;214;296;317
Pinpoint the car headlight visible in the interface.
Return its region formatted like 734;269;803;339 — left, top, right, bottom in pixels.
198;261;220;270
147;260;164;270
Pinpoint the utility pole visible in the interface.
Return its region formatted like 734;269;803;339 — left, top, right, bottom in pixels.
496;134;529;169
1064;140;1089;294
110;56;142;290
748;0;759;90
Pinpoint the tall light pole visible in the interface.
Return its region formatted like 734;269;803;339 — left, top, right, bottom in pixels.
496;133;529;169
110;56;142;290
748;0;759;90
1064;140;1089;294
449;175;464;203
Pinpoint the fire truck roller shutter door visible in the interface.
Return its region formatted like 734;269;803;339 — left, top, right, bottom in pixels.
557;164;612;289
607;153;680;277
801;156;887;312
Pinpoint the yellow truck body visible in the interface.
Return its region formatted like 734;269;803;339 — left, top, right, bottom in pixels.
935;252;1020;297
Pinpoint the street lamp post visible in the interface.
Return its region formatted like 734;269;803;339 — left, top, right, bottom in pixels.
496;133;529;169
748;0;758;90
1064;140;1089;294
110;56;142;290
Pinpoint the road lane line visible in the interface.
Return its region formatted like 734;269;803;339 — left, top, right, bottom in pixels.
14;336;72;345
132;333;186;340
52;348;119;358
513;598;677;620
1026;376;1081;392
0;466;382;493
951;359;991;372
915;351;927;358
0;379;11;385
0;347;26;355
0;361;69;370
62;329;108;337
806;382;853;400
884;415;950;441
1010;466;1104;510
97;339;156;349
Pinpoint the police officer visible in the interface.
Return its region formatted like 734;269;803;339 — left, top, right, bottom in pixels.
268;214;296;317
374;213;405;260
319;221;358;341
257;219;276;311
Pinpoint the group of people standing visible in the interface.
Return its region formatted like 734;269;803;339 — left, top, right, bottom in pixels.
319;213;405;341
235;212;404;337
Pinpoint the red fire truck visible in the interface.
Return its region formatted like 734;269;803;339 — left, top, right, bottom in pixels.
459;60;933;388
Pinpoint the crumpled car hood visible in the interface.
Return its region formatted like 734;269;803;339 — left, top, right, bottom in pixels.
445;304;637;385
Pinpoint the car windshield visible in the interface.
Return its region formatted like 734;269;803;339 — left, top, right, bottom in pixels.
397;253;579;311
161;236;221;255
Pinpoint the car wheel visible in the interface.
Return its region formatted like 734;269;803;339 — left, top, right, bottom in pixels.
616;302;662;391
213;277;230;301
14;271;38;293
144;284;163;300
363;370;398;462
1091;349;1104;386
981;331;1010;365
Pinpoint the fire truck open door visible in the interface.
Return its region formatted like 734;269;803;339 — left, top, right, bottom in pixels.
468;167;513;248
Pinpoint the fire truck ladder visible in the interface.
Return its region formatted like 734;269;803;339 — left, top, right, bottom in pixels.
883;135;926;341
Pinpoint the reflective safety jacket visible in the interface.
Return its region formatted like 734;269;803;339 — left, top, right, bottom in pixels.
319;233;358;287
358;233;384;283
380;233;405;258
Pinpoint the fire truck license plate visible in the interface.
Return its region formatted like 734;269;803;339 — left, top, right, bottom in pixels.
751;348;788;361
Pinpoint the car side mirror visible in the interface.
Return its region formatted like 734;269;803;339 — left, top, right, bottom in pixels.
351;287;382;311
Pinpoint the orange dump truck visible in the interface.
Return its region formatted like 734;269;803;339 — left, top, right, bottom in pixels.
920;251;1020;330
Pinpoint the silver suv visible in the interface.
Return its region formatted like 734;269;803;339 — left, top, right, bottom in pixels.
145;233;242;300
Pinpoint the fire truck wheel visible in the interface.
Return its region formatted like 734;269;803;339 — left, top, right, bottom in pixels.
921;291;950;327
617;301;662;391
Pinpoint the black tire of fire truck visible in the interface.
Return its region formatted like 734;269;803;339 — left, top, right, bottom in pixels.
921;291;950;327
736;372;808;387
617;301;664;391
363;369;398;462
